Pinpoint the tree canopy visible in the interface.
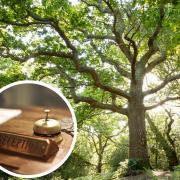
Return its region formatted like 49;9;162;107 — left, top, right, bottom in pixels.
0;0;179;111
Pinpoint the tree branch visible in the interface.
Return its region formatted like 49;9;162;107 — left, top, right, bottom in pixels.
0;19;51;27
82;1;132;62
145;96;180;110
29;12;130;99
165;109;176;149
1;10;130;100
124;27;138;82
73;95;128;115
90;133;100;155
27;10;78;53
144;74;180;96
112;9;132;62
0;50;73;62
75;65;130;99
87;34;114;40
1;11;77;53
78;28;115;41
145;51;166;73
32;17;128;99
101;137;109;154
139;5;165;67
27;10;54;22
90;41;131;79
57;66;128;115
51;22;77;53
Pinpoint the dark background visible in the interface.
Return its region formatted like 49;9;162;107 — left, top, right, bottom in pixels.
0;83;68;109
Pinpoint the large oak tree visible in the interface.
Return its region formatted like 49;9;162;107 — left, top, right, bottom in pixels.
0;0;179;167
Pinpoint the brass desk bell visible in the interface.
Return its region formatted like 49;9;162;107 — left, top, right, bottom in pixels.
33;109;61;136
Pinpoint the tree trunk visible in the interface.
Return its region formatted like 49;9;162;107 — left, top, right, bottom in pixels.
155;135;158;168
128;81;150;168
97;155;102;173
96;134;103;173
146;114;179;170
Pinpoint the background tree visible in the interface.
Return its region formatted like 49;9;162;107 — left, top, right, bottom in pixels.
52;109;128;179
0;58;25;87
146;113;178;170
0;0;179;169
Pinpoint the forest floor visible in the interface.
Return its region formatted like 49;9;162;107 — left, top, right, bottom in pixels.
121;170;178;179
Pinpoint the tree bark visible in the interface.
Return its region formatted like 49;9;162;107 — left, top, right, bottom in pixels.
97;134;103;173
97;154;103;173
128;80;150;168
155;135;158;168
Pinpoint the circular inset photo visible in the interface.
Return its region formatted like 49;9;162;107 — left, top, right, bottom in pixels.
0;81;77;178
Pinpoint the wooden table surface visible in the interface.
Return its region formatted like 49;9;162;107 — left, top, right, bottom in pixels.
0;106;74;175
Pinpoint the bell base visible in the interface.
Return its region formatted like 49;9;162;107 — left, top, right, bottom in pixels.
34;131;61;137
34;132;63;144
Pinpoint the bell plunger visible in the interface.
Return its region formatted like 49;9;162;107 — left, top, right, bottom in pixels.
33;109;61;136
